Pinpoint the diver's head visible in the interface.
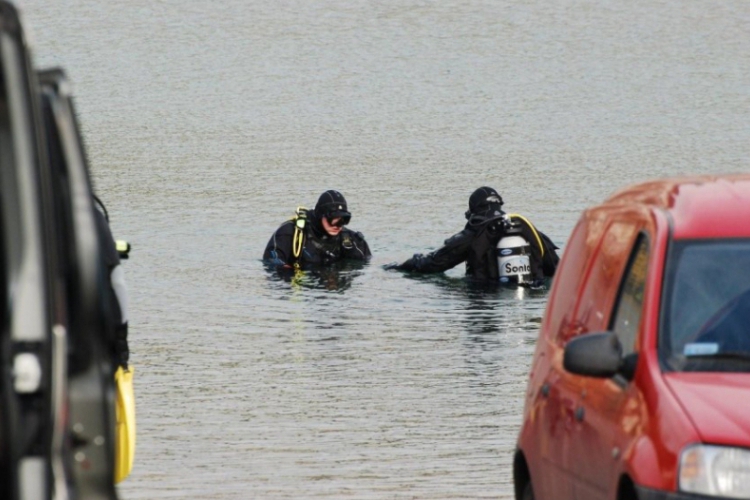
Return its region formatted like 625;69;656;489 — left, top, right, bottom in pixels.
315;189;351;236
466;186;504;220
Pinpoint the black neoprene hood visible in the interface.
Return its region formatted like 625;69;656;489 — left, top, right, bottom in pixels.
315;189;351;219
468;186;504;214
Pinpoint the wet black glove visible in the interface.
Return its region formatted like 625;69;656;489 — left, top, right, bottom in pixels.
384;255;423;272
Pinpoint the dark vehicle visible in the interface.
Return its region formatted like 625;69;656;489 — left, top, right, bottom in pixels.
514;174;750;500
39;68;124;499
1;3;122;499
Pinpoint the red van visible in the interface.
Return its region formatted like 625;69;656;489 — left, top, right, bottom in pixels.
514;174;750;500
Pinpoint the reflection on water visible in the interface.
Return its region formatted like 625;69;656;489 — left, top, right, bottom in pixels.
264;261;368;294
410;273;548;337
229;265;548;499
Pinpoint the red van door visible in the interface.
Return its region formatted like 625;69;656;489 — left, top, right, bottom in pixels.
526;218;593;500
566;221;650;500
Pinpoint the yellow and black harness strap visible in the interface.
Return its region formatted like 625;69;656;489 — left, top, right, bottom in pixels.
291;207;308;267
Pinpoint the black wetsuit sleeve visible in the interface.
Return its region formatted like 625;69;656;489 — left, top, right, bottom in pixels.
263;221;295;266
341;229;371;261
396;230;472;273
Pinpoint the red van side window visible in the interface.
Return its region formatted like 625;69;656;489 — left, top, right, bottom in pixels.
609;235;649;356
544;218;592;343
574;222;639;336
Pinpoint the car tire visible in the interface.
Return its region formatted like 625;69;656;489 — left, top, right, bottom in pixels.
522;482;535;500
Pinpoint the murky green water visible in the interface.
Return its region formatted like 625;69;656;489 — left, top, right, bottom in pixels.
22;0;750;497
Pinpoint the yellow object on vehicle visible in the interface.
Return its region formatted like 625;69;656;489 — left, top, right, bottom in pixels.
114;366;136;483
115;240;131;259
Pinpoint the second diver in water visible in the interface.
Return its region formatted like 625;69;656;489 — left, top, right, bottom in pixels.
263;189;371;270
385;186;560;286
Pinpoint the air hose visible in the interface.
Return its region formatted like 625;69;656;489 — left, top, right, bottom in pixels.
507;213;544;258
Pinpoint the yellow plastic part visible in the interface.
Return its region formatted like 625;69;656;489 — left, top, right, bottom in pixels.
115;240;131;258
292;229;304;259
507;214;545;257
291;206;308;264
114;366;136;483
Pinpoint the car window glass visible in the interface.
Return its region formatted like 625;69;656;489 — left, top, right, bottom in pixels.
0;71;25;268
661;239;750;371
574;221;639;334
546;218;590;342
609;234;649;356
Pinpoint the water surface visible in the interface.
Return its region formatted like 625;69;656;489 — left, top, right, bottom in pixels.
23;1;750;497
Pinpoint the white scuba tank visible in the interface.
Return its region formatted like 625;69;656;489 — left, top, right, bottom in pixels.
497;234;533;285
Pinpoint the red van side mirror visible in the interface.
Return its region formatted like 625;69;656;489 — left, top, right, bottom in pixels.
563;331;623;378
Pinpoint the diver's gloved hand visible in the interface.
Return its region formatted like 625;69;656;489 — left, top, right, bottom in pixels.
529;278;546;289
384;254;423;272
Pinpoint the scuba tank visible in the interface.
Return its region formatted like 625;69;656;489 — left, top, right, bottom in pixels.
497;215;533;285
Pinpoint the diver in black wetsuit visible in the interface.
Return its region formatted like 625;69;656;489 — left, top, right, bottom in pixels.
263;189;371;269
385;187;559;284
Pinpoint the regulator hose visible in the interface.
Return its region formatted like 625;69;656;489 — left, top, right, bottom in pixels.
507;214;544;258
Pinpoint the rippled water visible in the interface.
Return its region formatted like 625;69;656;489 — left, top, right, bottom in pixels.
22;0;750;498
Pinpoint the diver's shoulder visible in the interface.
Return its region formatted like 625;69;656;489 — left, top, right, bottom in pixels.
342;227;367;241
272;219;296;235
279;218;296;229
444;228;472;246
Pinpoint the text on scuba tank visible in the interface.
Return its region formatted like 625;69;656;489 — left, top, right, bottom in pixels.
505;262;530;274
498;255;531;276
